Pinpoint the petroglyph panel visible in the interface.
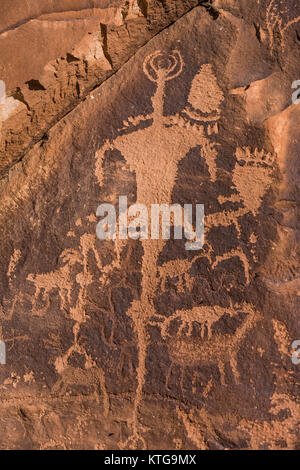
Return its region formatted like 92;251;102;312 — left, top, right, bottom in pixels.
266;0;300;52
0;0;299;450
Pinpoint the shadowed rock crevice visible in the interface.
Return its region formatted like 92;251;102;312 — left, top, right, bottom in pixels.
0;0;205;180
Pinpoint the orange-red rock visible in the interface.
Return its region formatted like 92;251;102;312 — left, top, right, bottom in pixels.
0;0;299;450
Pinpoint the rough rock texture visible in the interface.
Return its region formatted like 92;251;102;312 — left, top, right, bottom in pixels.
0;0;299;450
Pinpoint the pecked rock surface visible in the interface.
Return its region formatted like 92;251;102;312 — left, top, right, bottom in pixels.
0;0;299;450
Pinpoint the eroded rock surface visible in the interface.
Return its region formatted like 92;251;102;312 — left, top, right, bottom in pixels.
0;0;299;450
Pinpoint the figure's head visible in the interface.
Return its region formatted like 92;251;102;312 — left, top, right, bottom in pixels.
143;50;183;84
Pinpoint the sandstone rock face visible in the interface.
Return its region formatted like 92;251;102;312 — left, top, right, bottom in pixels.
0;0;299;450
